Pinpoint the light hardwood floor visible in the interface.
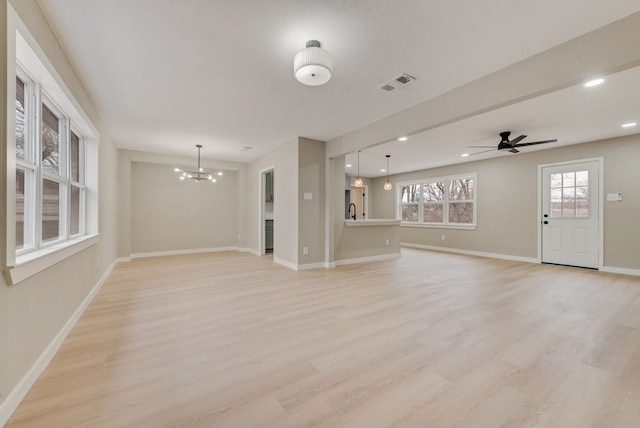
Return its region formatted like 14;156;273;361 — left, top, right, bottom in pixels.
7;249;640;427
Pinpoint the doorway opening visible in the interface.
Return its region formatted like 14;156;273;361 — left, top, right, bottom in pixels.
261;168;274;255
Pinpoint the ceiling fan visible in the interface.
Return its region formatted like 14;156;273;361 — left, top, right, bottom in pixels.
468;131;557;154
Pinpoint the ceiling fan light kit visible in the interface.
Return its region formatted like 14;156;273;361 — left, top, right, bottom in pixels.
294;40;332;86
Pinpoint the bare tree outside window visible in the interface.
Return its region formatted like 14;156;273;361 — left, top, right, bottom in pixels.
398;175;475;227
448;178;474;224
41;103;60;173
16;77;26;160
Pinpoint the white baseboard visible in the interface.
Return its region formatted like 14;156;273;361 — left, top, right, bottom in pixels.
130;246;238;259
401;243;539;264
297;262;326;271
273;257;298;271
335;252;401;267
601;266;640;276
0;259;117;427
239;247;261;256
116;256;131;263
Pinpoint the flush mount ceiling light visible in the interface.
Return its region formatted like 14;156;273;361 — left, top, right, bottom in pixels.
398;137;408;141
294;40;332;86
622;122;637;128
384;155;392;191
584;78;604;87
353;150;363;188
174;145;220;183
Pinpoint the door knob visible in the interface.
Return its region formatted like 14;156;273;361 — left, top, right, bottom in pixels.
543;214;549;218
543;220;549;225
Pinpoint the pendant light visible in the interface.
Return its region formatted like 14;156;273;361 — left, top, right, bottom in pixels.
384;155;392;191
353;150;363;188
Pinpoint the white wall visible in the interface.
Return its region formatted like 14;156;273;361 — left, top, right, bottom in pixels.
1;0;119;417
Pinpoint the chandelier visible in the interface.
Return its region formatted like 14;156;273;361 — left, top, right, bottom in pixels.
174;144;223;182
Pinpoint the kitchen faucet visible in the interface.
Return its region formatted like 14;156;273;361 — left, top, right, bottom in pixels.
348;203;357;220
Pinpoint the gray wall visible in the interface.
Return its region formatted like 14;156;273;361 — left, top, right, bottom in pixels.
1;0;119;409
118;149;246;258
130;161;239;254
298;138;325;265
371;134;640;270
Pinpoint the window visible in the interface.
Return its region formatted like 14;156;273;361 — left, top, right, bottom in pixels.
15;66;86;256
549;170;589;218
398;174;476;228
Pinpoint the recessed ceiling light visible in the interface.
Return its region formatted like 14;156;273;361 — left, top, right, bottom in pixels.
380;169;386;172
584;78;604;87
622;122;637;128
461;153;470;157
346;164;352;168
398;137;408;141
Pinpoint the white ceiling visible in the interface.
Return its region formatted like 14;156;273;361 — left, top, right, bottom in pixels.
348;65;640;177
36;0;640;169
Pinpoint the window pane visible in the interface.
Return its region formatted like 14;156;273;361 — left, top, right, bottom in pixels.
576;199;589;218
563;172;575;187
70;131;80;182
16;169;25;250
70;185;80;235
449;202;473;224
423;182;444;202
16;77;26;160
402;204;419;222
423;203;443;223
575;170;588;186
550;173;562;188
449;178;473;200
401;185;420;203
42;178;61;242
42;103;60;174
551;201;562;218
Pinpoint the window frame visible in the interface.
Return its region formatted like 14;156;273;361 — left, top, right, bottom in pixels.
14;63;88;256
397;173;477;229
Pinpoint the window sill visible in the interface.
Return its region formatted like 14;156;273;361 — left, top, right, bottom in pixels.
5;234;99;285
400;222;477;230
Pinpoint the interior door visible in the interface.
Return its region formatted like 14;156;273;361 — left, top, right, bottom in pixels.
541;161;599;268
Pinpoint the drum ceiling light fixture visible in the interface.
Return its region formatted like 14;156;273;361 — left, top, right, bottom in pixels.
294;40;332;86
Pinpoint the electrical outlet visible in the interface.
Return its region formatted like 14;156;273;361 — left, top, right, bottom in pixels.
96;259;100;271
303;246;309;255
385;238;390;246
441;234;446;241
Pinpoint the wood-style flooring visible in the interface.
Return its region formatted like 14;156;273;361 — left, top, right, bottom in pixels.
7;249;640;427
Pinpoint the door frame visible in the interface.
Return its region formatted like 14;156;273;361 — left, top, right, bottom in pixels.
259;165;275;256
536;157;604;269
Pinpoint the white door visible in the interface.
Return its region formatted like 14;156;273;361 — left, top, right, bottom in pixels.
541;161;599;268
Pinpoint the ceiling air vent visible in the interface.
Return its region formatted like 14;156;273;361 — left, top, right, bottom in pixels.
379;73;416;92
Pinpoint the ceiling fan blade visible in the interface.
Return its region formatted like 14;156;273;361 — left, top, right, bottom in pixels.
513;139;557;148
509;135;527;146
467;145;496;148
509;148;520;153
468;149;496;155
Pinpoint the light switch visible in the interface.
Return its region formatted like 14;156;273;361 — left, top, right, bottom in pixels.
304;192;312;200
